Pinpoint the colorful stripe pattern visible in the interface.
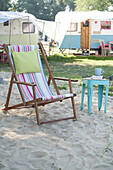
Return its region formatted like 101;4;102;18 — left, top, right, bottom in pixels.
8;45;74;102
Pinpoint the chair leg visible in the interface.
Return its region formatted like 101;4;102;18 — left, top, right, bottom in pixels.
34;102;40;126
32;85;40;126
69;79;77;120
5;73;14;110
71;97;77;120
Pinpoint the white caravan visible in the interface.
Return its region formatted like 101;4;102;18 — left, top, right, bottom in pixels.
54;11;113;51
0;11;41;45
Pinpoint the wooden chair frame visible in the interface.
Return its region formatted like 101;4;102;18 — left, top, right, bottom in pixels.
3;42;78;126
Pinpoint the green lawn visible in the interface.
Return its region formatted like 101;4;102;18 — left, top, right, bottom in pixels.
0;63;11;72
1;54;113;79
42;54;113;80
1;54;113;93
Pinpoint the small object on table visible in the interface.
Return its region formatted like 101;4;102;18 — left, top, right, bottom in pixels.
91;75;103;79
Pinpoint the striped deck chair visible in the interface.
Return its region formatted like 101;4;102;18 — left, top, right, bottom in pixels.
3;42;78;126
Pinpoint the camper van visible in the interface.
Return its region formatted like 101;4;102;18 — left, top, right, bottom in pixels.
0;11;40;45
55;11;113;51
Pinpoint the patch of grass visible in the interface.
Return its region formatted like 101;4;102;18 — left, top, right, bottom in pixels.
42;54;113;80
47;54;113;62
101;126;113;159
0;63;11;72
1;54;113;81
57;86;67;90
103;142;112;155
100;141;113;158
103;92;113;96
109;86;113;92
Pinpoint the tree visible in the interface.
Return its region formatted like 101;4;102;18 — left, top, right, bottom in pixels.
0;0;10;11
15;0;56;20
15;0;75;20
65;0;75;11
75;0;112;11
16;0;46;19
9;1;18;11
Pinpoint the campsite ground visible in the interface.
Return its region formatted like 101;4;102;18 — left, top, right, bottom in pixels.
1;54;113;93
1;52;113;94
0;54;113;169
43;54;113;79
43;54;113;95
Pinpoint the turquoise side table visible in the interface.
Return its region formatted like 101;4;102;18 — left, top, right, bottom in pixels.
81;79;109;115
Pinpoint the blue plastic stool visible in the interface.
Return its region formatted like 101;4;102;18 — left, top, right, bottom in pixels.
81;79;109;115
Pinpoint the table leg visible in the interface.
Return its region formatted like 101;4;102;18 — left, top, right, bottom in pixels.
81;84;85;110
88;83;93;115
104;84;109;114
98;85;103;111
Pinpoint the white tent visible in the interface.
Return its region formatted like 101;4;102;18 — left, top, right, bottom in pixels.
35;19;56;41
0;11;37;23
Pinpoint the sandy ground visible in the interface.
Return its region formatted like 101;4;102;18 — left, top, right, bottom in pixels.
0;71;113;170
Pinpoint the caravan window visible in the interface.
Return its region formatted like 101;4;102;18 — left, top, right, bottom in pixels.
3;21;9;26
101;21;111;30
83;21;89;27
22;22;35;33
67;23;77;32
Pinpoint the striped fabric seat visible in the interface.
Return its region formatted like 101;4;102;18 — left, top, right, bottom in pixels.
8;45;73;102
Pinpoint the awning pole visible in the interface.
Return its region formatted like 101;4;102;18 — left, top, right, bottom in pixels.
28;16;31;45
89;19;91;56
9;20;11;44
53;22;57;54
68;21;72;54
42;22;45;41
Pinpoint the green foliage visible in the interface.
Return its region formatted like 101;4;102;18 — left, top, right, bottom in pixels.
103;92;113;96
11;0;75;21
9;1;18;11
2;0;113;20
15;0;68;21
65;0;75;10
57;86;67;90
75;0;112;11
109;86;113;92
0;0;10;11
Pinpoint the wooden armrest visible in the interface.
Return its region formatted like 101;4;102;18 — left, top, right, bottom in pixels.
54;77;78;82
13;81;36;86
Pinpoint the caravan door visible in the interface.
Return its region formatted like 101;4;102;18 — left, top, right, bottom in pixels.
81;20;90;50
